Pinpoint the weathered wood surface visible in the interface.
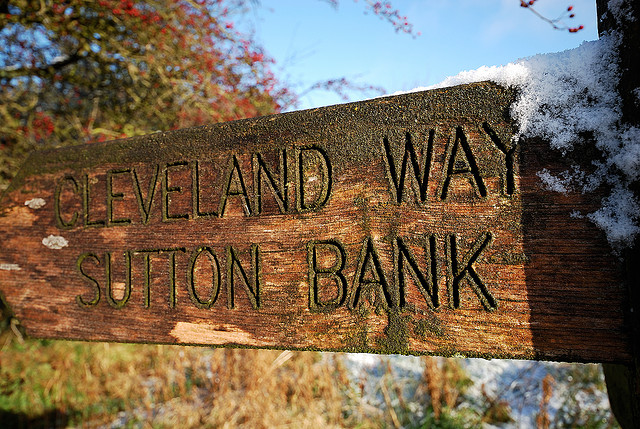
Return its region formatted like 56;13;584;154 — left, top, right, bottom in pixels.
0;82;631;363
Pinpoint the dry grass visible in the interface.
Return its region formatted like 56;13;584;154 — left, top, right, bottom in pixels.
0;329;363;428
0;325;620;428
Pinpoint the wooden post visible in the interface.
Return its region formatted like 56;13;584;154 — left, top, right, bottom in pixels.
596;1;640;427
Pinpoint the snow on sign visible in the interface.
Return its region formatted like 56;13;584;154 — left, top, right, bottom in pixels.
0;82;631;363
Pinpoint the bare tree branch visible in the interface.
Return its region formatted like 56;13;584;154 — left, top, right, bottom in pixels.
0;52;82;80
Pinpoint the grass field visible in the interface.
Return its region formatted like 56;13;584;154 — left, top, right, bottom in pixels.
0;318;621;428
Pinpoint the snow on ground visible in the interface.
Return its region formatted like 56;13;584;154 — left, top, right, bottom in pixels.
343;353;613;427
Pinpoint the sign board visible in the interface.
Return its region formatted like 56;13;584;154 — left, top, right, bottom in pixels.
0;82;631;363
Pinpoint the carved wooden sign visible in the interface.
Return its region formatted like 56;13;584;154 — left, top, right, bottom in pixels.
0;82;631;363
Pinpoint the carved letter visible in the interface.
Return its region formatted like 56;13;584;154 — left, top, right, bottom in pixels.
162;161;190;221
187;246;221;309
307;240;347;312
383;130;434;203
296;146;332;212
253;150;288;214
137;249;156;308
132;165;160;224
440;127;487;200
107;168;132;226
482;122;518;196
226;244;261;309
219;155;252;217
55;175;79;229
76;252;101;307
105;251;132;309
350;237;395;310
192;160;218;218
395;236;439;309
136;248;185;308
445;232;496;310
166;248;183;308
83;174;106;227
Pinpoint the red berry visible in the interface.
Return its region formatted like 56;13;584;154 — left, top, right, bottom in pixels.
579;25;584;30
570;13;575;18
529;0;534;5
568;6;574;11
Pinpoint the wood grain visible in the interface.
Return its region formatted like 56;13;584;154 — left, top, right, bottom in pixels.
0;82;631;363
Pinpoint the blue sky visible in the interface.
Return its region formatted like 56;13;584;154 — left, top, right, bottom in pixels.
242;0;599;110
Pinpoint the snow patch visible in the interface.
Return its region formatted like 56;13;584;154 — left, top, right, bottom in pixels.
341;354;613;427
405;33;640;247
42;235;68;249
608;0;635;23
24;198;46;209
422;38;621;154
537;168;578;194
0;263;21;271
587;185;640;246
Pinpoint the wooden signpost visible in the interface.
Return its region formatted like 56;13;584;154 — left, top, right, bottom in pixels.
0;82;632;363
1;2;639;425
0;4;640;428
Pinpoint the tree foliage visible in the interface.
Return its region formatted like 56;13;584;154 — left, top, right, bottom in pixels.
0;0;294;190
0;0;419;192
